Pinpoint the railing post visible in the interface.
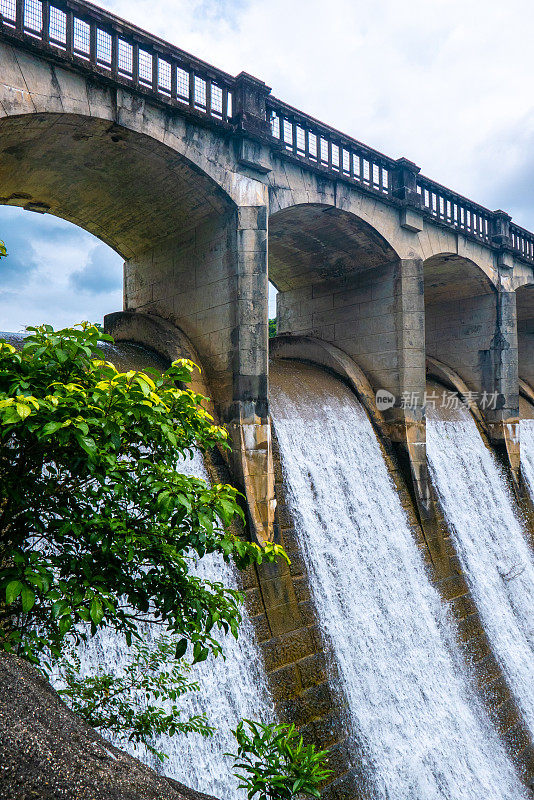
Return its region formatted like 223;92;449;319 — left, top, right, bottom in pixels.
392;157;423;232
233;72;273;173
491;209;512;247
41;0;49;43
391;157;422;206
492;209;515;270
65;8;73;56
111;30;118;77
233;71;272;136
89;20;97;65
15;0;24;32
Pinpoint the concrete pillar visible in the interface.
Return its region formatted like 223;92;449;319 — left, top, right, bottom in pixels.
484;288;520;476
123;203;275;542
227;205;276;545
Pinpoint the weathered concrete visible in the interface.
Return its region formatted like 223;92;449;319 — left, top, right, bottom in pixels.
2;33;534;543
3;20;534;794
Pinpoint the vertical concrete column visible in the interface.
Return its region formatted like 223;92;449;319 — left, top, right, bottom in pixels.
384;257;444;556
227;204;276;543
483;286;520;477
123;201;275;542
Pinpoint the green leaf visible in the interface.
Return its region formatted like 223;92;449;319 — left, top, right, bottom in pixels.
175;638;188;660
15;403;31;420
89;598;104;626
5;580;23;604
59;615;73;636
42;421;63;436
20;585;35;613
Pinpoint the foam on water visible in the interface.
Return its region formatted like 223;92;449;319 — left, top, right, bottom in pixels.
426;384;534;736
270;360;526;800
520;418;534;502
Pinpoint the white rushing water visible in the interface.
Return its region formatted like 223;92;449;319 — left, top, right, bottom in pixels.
270;360;526;800
426;392;534;737
520;419;534;502
58;451;274;799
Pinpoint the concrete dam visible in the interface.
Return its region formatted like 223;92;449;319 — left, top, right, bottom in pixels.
1;0;534;797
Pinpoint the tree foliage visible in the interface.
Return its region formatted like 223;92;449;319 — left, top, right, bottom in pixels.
268;319;277;339
228;720;331;800
0;240;7;259
58;633;214;761
0;323;286;667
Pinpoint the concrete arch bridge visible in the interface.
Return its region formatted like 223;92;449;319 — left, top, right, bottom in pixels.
2;1;534;795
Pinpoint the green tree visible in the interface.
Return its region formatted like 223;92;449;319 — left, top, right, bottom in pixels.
0;323;286;668
58;633;214;761
228;720;332;800
269;319;277;339
0;240;7;259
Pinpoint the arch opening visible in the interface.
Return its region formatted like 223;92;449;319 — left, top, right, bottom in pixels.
423;254;498;396
0;112;233;261
0;111;244;399
0;205;123;331
515;283;534;392
268;203;399;293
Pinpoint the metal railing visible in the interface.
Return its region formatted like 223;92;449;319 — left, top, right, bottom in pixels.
1;0;533;265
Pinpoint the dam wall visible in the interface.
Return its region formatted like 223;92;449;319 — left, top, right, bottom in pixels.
2;5;534;794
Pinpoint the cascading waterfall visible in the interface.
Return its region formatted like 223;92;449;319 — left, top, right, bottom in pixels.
55;449;274;799
520;415;534;502
426;381;534;736
270;360;526;800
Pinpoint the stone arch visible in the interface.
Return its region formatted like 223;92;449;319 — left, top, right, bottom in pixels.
268;203;399;293
0;108;242;398
0;39;263;211
268;203;417;400
423;253;500;396
515;283;534;392
0;111;234;260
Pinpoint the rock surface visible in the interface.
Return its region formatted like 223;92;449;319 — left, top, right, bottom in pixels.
0;651;216;800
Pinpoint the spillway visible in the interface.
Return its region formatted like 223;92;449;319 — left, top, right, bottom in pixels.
519;395;534;502
426;380;534;738
270;360;526;800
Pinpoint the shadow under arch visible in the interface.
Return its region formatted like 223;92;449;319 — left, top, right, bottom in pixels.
0;112;233;260
268;202;399;293
267;203;417;406
423;253;507;409
515;283;534;393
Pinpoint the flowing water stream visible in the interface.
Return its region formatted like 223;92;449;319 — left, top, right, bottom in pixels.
519;399;534;502
54;439;273;798
270;360;526;800
426;380;534;737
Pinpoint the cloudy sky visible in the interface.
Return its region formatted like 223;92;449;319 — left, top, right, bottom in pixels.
2;0;534;331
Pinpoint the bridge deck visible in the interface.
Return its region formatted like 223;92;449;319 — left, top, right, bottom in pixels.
1;0;533;265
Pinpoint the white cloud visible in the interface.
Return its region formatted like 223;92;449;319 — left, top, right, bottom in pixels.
105;0;534;217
